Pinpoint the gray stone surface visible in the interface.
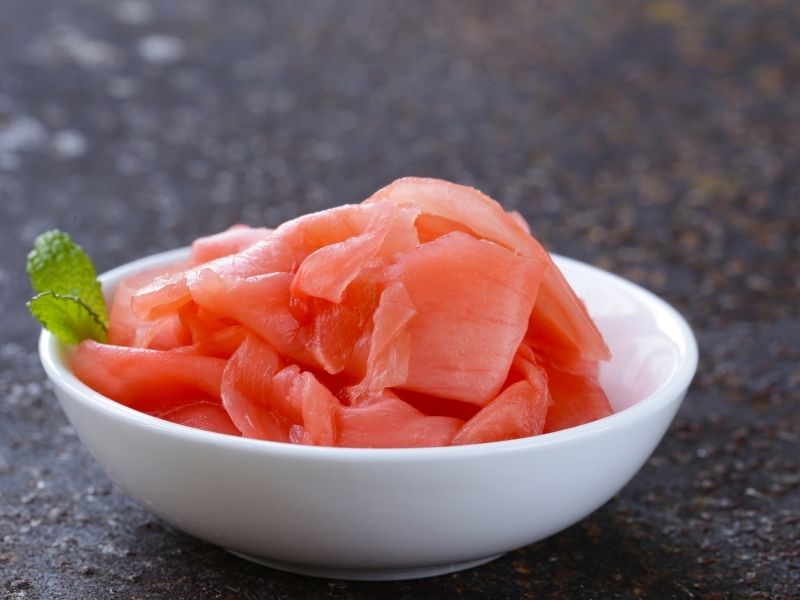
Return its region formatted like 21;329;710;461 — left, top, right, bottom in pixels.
1;0;797;597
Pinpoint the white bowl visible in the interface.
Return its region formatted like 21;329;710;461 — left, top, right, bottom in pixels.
39;248;698;581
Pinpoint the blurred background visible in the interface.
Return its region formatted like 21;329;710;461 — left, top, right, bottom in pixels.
1;1;797;597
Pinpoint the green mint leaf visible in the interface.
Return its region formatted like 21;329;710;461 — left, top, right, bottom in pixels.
28;292;108;345
27;230;108;327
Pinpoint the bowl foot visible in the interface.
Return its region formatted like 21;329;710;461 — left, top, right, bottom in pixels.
226;550;504;581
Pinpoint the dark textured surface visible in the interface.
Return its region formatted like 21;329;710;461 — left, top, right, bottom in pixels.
1;0;798;598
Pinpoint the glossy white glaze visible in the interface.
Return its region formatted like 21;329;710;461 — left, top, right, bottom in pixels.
39;249;698;580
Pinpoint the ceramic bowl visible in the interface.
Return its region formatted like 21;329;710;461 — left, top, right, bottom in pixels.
38;248;698;581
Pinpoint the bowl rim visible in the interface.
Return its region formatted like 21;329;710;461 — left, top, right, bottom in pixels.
39;247;698;462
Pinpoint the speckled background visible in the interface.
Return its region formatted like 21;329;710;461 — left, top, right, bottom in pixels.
1;1;798;598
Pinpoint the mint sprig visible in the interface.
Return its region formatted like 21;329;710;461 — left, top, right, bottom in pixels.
28;292;108;344
26;230;108;344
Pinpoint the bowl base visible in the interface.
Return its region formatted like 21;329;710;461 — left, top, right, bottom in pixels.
226;550;504;581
